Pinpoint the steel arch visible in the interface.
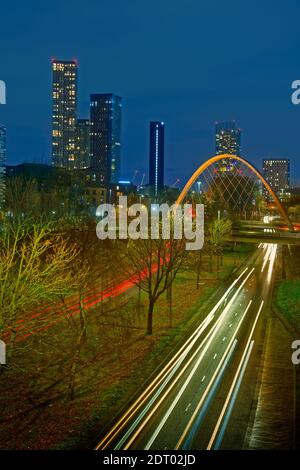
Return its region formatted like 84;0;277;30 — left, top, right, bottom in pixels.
176;153;292;229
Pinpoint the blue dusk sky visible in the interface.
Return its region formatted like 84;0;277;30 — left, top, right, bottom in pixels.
0;0;300;185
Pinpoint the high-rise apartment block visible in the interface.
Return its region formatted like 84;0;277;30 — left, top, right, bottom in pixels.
263;158;290;200
215;121;241;156
75;119;90;169
90;93;122;184
52;59;78;169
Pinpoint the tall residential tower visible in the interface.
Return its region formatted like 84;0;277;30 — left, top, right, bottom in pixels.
52;59;78;169
90;93;122;185
215;121;241;156
215;121;241;173
75;119;90;169
263;158;290;200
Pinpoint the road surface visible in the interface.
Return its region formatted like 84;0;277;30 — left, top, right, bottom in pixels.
95;243;277;450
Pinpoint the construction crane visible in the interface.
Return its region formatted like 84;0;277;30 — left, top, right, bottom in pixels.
171;178;180;188
137;173;146;190
132;169;138;184
140;173;145;187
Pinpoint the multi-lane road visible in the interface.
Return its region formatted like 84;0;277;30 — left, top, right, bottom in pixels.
95;243;278;450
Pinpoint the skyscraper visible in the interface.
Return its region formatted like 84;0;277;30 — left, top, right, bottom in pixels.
0;125;6;208
215;121;241;156
75;119;90;169
149;121;165;195
52;59;78;169
90;94;122;185
263;158;290;200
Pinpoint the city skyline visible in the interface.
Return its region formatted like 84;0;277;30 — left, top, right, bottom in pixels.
1;0;300;185
2;57;299;188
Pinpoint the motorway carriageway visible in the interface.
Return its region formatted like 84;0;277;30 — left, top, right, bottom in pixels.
95;243;277;450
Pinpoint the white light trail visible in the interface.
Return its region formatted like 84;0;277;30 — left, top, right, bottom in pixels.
95;267;250;450
174;299;254;449
206;300;264;450
143;270;254;450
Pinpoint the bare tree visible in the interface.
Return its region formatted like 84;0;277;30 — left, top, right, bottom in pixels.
64;220;120;400
0;220;77;365
5;177;41;219
119;234;187;335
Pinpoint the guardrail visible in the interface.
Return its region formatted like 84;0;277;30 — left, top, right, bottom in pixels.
231;230;300;240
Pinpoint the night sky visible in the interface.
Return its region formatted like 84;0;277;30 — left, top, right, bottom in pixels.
1;0;300;186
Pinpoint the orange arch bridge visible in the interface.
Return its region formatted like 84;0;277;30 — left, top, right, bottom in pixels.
176;153;293;230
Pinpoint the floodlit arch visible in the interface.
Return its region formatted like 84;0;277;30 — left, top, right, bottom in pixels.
176;153;293;229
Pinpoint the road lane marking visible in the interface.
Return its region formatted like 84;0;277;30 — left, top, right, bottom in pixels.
182;340;238;450
185;403;191;412
201;376;206;382
140;273;255;451
261;243;272;272
96;304;215;450
212;341;254;450
114;315;215;449
95;267;252;450
174;299;253;450
206;299;264;450
213;353;217;359
267;244;277;284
